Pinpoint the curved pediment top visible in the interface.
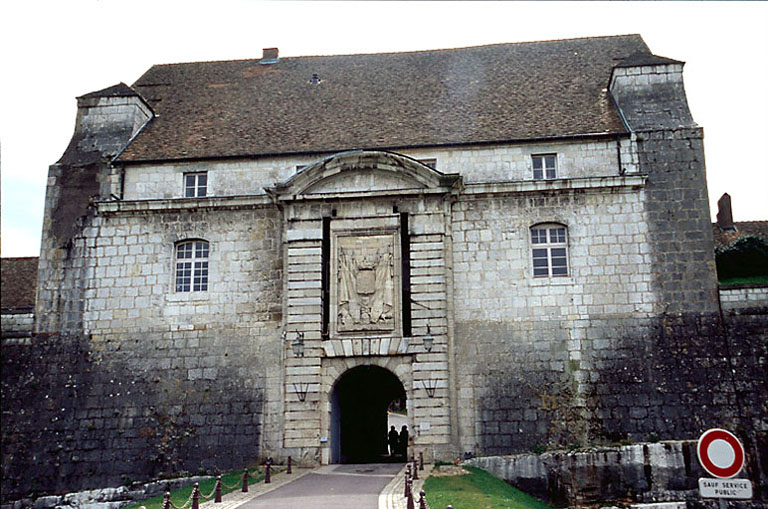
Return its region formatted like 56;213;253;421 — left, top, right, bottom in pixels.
268;150;462;197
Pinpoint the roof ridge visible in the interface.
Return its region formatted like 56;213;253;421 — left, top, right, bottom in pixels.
139;34;645;70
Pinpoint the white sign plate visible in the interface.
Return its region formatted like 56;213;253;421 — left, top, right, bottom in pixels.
698;478;752;499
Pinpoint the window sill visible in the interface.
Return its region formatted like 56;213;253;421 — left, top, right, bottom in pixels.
529;277;574;286
165;292;209;302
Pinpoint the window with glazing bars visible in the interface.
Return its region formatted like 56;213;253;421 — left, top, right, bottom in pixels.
175;240;209;291
532;155;557;180
184;172;208;198
531;225;568;277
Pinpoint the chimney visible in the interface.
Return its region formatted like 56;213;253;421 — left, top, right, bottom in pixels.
716;193;736;232
260;47;279;64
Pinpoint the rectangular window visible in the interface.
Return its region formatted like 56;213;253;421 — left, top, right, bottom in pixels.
176;240;209;292
532;155;557;180
184;172;208;198
531;225;568;277
418;158;437;170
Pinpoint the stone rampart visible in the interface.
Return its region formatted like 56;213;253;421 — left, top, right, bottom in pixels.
1;330;272;501
720;285;768;312
466;440;765;506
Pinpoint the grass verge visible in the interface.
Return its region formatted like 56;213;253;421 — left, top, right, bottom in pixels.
124;468;265;509
424;466;553;509
719;275;768;285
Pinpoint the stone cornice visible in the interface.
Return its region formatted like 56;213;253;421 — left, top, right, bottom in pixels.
95;194;273;215
463;174;647;196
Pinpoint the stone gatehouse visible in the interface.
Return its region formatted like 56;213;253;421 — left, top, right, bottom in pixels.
2;35;766;500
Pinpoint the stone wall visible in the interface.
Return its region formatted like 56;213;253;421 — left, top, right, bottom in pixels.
121;137;635;201
1;329;273;500
720;285;768;311
1;311;34;338
467;440;765;506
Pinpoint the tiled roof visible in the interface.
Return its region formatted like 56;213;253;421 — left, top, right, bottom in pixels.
0;257;38;310
712;221;768;249
118;35;651;163
80;82;142;100
614;52;683;68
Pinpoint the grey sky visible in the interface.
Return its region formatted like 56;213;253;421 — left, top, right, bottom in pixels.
1;1;767;257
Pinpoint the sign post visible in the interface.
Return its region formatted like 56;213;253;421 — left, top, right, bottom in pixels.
697;429;752;506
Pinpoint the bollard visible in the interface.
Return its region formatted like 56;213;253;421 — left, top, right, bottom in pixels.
242;468;248;492
191;483;200;509
215;476;222;503
265;463;271;484
404;465;411;498
446;506;454;509
419;490;427;509
162;492;171;509
412;457;418;480
406;486;415;509
419;451;424;471
287;455;292;474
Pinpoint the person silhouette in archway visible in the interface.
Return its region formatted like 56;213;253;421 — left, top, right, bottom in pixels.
398;425;409;458
388;425;399;456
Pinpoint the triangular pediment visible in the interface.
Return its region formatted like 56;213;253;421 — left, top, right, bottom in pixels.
267;150;461;198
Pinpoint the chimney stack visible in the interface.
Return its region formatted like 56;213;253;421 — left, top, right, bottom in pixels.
260;48;279;64
716;193;736;231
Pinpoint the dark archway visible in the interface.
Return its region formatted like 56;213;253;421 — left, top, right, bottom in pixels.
330;365;406;464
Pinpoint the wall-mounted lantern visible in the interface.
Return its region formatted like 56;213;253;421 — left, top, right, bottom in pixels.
291;331;305;357
423;324;434;352
422;378;438;398
293;382;309;402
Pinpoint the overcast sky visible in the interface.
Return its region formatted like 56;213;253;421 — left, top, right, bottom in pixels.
1;1;767;258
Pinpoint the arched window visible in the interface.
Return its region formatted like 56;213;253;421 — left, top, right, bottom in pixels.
530;224;568;277
175;240;209;292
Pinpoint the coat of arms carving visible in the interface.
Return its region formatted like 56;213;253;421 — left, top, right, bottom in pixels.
332;232;399;334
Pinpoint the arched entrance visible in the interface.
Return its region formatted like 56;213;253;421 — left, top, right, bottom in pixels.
330;365;406;464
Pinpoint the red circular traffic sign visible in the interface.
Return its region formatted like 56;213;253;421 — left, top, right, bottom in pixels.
697;429;745;479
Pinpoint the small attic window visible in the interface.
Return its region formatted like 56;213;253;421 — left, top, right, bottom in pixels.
419;158;437;169
309;73;321;84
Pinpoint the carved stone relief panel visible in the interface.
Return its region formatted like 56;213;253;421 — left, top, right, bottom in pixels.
330;216;401;339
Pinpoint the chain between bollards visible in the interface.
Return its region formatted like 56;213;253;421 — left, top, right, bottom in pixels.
191;483;199;509
287;456;292;474
214;476;222;503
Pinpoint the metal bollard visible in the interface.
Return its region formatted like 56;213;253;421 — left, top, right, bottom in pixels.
406;486;415;509
446;506;454;509
419;451;424;471
419;490;427;509
191;483;200;509
404;465;411;498
215;476;222;503
265;463;271;484
287;455;292;474
242;468;248;492
412;457;418;480
162;492;171;509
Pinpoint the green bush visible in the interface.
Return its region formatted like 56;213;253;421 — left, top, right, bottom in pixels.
715;236;768;280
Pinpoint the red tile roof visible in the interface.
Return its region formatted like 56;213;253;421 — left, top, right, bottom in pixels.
1;257;38;310
712;221;768;249
118;35;651;163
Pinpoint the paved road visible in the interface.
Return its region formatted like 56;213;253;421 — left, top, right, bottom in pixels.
237;463;404;509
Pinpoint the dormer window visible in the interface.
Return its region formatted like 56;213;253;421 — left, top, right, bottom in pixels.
184;172;207;198
532;155;556;180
